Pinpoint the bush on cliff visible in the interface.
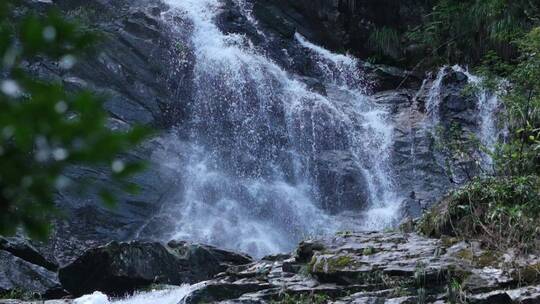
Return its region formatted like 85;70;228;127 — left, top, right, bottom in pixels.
0;1;149;239
419;27;540;253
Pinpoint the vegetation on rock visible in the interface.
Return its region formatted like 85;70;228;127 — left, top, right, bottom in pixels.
407;1;540;255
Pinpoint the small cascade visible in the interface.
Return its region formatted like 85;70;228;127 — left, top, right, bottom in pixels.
452;66;503;167
420;65;502;177
424;67;447;126
73;285;196;304
294;33;363;88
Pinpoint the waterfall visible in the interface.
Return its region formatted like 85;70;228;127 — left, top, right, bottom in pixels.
150;0;404;258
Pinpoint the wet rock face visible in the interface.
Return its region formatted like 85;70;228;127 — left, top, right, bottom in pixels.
18;0;198;266
314;151;370;213
184;232;540;304
389;67;486;215
58;241;252;296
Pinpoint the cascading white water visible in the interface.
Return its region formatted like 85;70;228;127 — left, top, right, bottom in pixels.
294;33;363;88
152;0;403;258
294;33;401;230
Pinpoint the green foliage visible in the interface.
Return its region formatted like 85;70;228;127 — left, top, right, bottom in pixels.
447;278;466;304
407;0;538;66
0;1;150;239
424;25;540;253
368;27;402;61
366;0;538;68
476;27;540;177
449;176;540;251
0;288;38;301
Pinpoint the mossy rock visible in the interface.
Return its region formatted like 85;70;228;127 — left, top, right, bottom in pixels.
363;247;377;256
271;293;330;304
454;249;474;261
514;262;540;284
0;289;39;301
441;236;460;248
475;251;500;268
308;254;357;274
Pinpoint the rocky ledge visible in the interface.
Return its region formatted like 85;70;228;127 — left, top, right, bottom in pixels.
184;231;540;303
4;232;540;303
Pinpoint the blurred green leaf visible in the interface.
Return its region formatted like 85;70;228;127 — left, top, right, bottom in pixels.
0;0;150;238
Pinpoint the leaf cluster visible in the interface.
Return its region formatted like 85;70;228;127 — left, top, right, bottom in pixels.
0;1;150;238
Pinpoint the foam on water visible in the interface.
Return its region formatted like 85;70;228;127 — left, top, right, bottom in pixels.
74;285;194;304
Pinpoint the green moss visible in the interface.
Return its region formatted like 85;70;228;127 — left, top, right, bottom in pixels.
441;236;460;248
454;249;474;261
308;255;323;273
0;289;38;301
363;247;376;255
328;255;355;269
308;255;356;274
475;251;499;267
515;262;540;283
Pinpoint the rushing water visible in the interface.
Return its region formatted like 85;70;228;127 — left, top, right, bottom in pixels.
152;0;403;258
73;285;195;304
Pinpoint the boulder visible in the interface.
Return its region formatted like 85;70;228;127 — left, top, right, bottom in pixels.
58;241;252;296
0;250;65;299
313;150;370;213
